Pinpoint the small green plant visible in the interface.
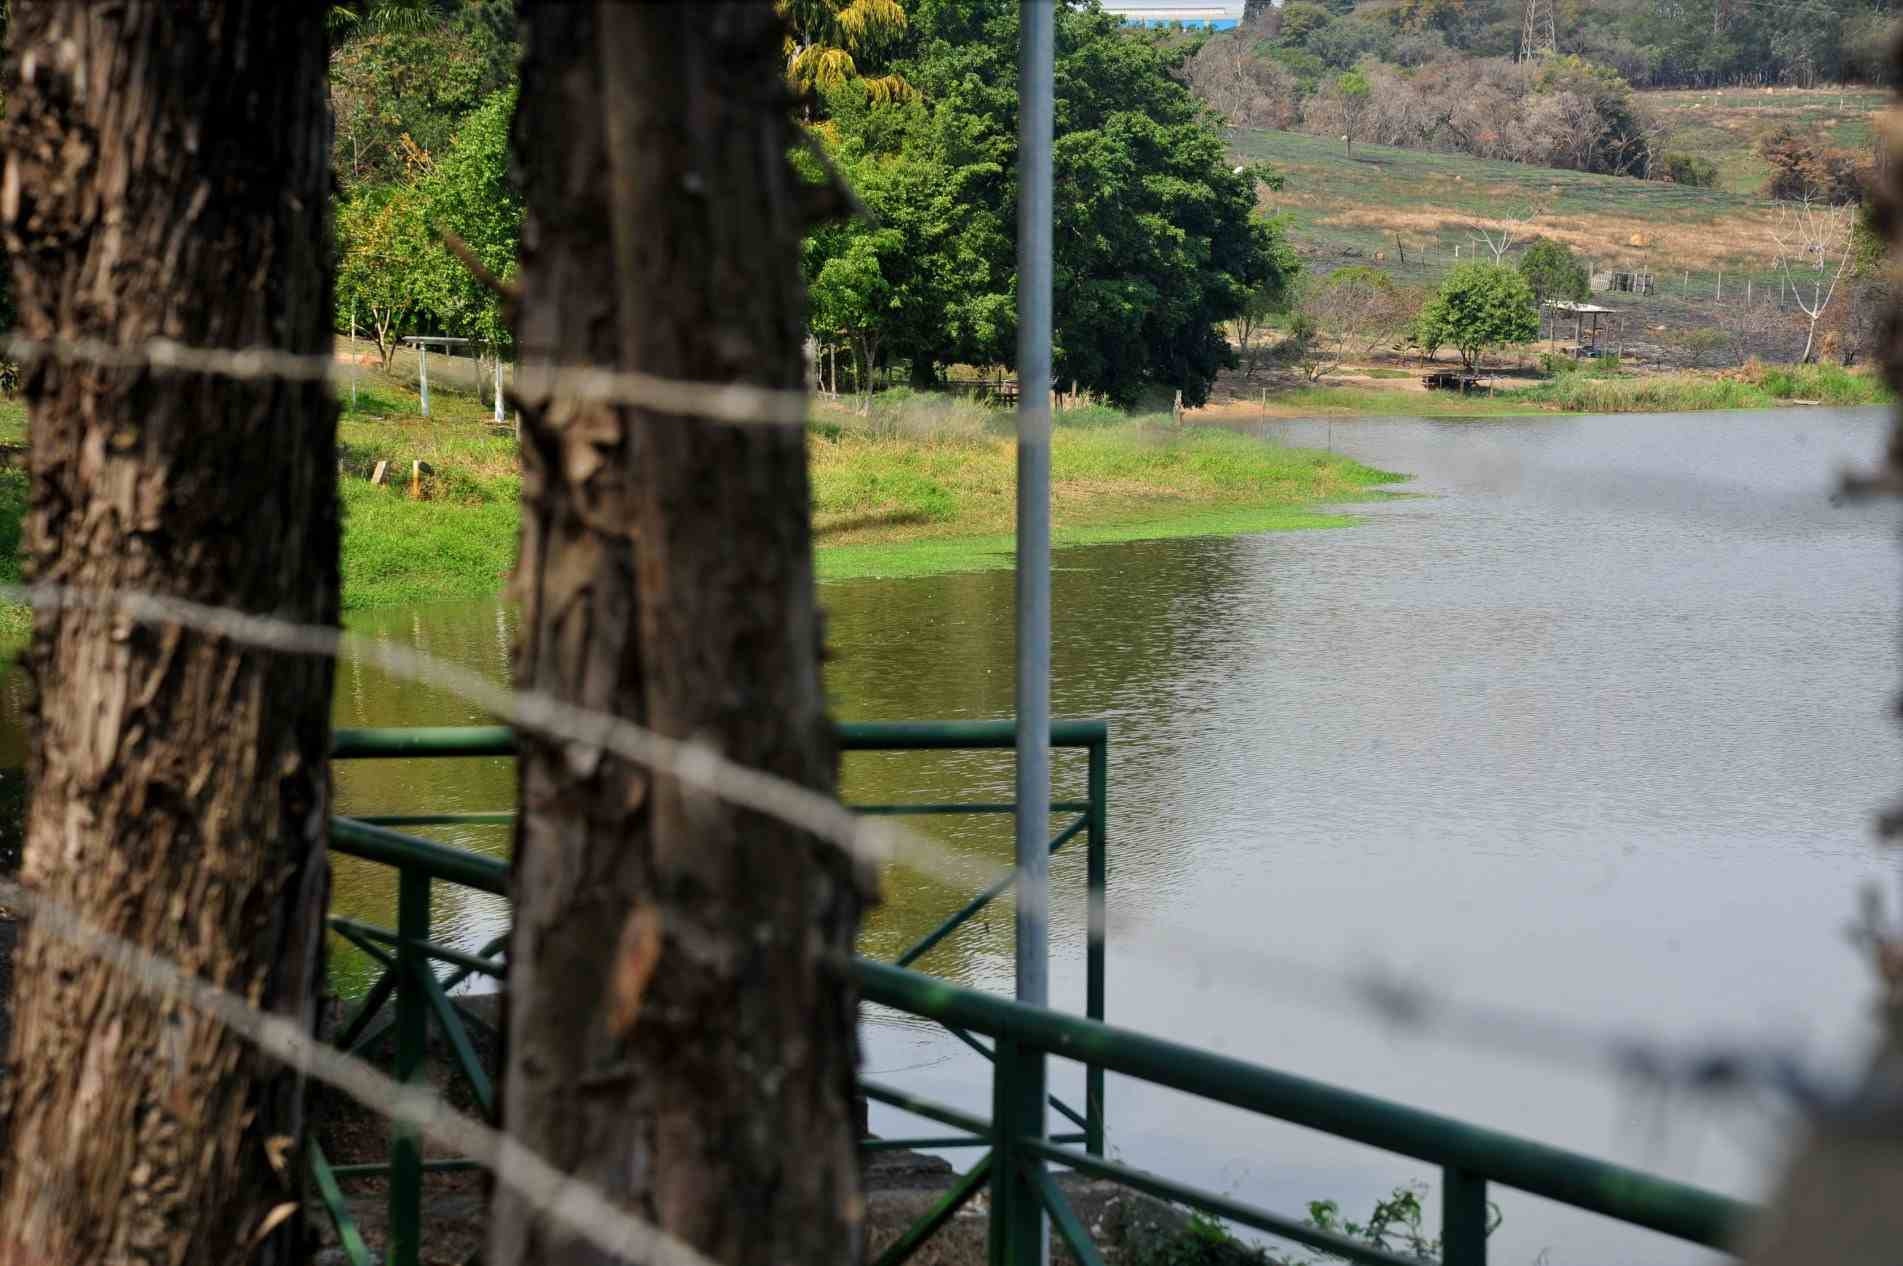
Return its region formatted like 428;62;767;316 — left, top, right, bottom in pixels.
1145;1184;1501;1266
1304;1183;1494;1260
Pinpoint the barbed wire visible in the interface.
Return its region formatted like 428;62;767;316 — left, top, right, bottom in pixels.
0;335;809;426
0;870;725;1266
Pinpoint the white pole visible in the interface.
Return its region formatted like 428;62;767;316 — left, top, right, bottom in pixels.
418;342;430;418
494;347;505;425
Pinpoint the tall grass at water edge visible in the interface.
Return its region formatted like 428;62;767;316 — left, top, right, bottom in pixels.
1502;362;1889;413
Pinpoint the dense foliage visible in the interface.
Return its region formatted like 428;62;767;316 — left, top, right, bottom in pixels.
1416;263;1539;369
1517;239;1588;306
808;0;1297;405
1758;126;1871;203
335;88;517;361
1192;0;1894;92
1188;37;1658;177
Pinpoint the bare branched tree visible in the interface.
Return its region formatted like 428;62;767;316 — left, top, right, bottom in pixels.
1468;205;1541;265
1770;196;1857;363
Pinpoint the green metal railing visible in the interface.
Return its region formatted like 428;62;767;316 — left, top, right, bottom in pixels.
853;960;1750;1266
314;722;1750;1266
318;720;1109;1266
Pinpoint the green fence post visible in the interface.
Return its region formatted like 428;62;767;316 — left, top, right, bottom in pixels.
1085;735;1107;1157
1442;1167;1489;1266
991;1038;1047;1266
389;865;430;1266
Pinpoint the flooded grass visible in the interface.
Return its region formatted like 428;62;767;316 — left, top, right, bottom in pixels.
808;417;1405;578
1497;363;1890;413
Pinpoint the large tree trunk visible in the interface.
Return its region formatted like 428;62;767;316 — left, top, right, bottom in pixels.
491;4;863;1266
0;5;338;1265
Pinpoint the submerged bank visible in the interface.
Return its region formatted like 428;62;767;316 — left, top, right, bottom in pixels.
1198;361;1891;420
337;419;1399;602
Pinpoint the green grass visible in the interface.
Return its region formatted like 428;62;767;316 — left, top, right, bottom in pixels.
0;469;25;645
1263;383;1544;417
817;502;1372;579
1642;86;1885;195
808;411;1405;578
1497;362;1891;413
1236;127;1771;271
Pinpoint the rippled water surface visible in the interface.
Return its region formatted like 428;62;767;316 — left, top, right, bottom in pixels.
25;406;1895;1265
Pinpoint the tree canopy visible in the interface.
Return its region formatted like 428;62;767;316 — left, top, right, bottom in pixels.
1417;262;1538;370
335;87;518;363
807;0;1296;406
1517;239;1588;306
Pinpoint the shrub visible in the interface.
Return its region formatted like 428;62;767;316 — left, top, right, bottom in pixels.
1518;239;1589;306
1658;152;1719;188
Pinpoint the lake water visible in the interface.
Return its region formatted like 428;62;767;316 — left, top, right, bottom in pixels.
25;406;1898;1264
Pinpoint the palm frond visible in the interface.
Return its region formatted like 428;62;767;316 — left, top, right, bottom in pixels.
861;72;917;104
789;44;860;93
834;0;908;48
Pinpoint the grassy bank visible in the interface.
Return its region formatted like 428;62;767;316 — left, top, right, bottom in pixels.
1495;361;1890;414
333;406;1402;597
1200;361;1893;420
338;384;520;608
809;404;1403;579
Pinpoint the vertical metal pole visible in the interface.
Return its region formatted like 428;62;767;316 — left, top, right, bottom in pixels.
1085;735;1107;1157
1015;4;1053;1261
390;866;430;1266
494;347;505;425
990;1037;1046;1266
1014;0;1053;1015
1442;1168;1490;1266
418;342;430;418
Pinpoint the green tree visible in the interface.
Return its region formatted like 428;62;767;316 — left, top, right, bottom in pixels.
336;180;434;368
1517;238;1588;306
782;0;912;104
1332;67;1371;153
804;78;1013;386
329;22;496;188
808;226;902;410
1228;217;1302;379
1417;262;1538;371
418;88;519;347
812;0;1294;407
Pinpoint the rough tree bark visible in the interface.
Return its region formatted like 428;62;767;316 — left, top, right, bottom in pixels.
0;5;338;1265
491;4;863;1266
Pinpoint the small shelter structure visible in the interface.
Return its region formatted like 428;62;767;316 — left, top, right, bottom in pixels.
1544;300;1624;357
400;335;511;427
